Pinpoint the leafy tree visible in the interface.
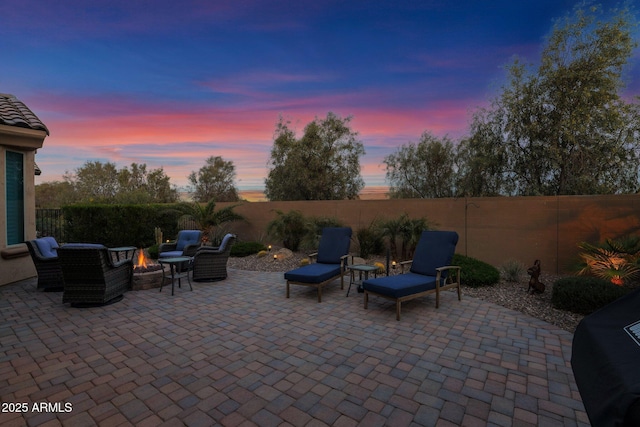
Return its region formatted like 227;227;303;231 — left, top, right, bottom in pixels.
265;112;366;200
65;160;119;201
188;156;239;203
115;163;178;203
383;132;456;198
459;4;640;196
35;181;79;208
455;110;512;197
58;161;178;204
146;168;179;203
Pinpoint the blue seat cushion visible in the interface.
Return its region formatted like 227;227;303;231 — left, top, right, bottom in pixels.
35;237;59;258
159;251;183;258
363;273;437;299
285;263;342;284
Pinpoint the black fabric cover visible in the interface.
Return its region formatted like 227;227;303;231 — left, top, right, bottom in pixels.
572;287;640;427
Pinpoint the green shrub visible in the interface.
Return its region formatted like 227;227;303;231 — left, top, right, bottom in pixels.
356;223;385;258
63;204;182;247
453;254;500;288
266;210;312;252
551;276;631;314
148;244;159;260
230;241;266;257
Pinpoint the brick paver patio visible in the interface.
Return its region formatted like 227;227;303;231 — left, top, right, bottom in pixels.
1;269;589;426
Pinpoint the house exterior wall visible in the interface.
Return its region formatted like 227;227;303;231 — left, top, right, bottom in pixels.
216;194;640;274
0;124;46;286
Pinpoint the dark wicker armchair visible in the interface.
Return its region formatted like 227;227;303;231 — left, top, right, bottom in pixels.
58;244;133;306
192;234;236;282
26;237;64;291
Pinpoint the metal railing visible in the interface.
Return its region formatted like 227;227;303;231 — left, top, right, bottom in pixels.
35;209;65;242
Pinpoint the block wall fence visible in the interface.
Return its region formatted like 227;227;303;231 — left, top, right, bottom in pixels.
217;194;640;274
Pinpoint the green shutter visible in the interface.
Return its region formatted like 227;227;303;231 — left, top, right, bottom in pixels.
6;151;25;245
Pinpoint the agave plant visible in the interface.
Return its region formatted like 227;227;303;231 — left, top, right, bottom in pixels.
577;236;640;286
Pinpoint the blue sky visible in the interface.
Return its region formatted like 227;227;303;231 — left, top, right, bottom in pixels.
2;0;638;190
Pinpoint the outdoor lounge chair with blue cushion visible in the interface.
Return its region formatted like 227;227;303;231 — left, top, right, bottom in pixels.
26;236;65;291
158;230;202;258
284;227;352;302
363;230;461;320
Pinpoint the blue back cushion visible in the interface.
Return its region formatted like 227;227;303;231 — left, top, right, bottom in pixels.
35;237;59;258
316;227;352;264
410;231;459;277
219;233;234;250
176;230;201;251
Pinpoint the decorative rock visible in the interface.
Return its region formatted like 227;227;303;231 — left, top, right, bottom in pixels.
275;248;293;260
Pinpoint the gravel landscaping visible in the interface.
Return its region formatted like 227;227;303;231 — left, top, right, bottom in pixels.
227;247;584;333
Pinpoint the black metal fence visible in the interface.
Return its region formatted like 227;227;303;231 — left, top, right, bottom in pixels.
36;209;65;242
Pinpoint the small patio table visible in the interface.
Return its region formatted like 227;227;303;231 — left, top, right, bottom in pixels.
346;264;378;297
158;256;193;296
108;246;137;262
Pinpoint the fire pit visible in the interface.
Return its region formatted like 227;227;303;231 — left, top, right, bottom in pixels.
132;250;165;291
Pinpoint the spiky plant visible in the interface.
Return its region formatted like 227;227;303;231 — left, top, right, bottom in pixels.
577;237;640;286
178;199;244;244
500;259;525;283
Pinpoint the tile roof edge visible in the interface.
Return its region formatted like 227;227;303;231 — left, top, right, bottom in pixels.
0;93;49;135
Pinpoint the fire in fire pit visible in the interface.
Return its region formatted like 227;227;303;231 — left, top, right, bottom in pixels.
134;250;162;273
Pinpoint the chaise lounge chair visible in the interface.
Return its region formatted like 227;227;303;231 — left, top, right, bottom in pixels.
284;227;352;302
363;230;461;320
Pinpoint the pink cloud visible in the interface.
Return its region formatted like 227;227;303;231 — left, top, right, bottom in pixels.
34;87;479;189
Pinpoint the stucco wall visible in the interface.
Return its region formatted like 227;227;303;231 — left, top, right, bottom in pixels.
217;194;640;274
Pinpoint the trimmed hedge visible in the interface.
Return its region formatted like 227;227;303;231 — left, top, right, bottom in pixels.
62;204;183;247
452;254;500;288
551;276;631;315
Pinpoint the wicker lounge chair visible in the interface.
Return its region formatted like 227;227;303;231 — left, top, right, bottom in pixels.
284;227;352;302
158;230;202;258
26;237;64;291
192;234;236;282
363;230;461;320
58;244;133;306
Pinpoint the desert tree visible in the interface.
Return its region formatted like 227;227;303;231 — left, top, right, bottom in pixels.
459;4;640;196
383;132;456;198
265;112;366;200
188;156;240;203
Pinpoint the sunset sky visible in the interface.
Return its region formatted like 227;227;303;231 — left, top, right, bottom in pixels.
3;0;639;191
